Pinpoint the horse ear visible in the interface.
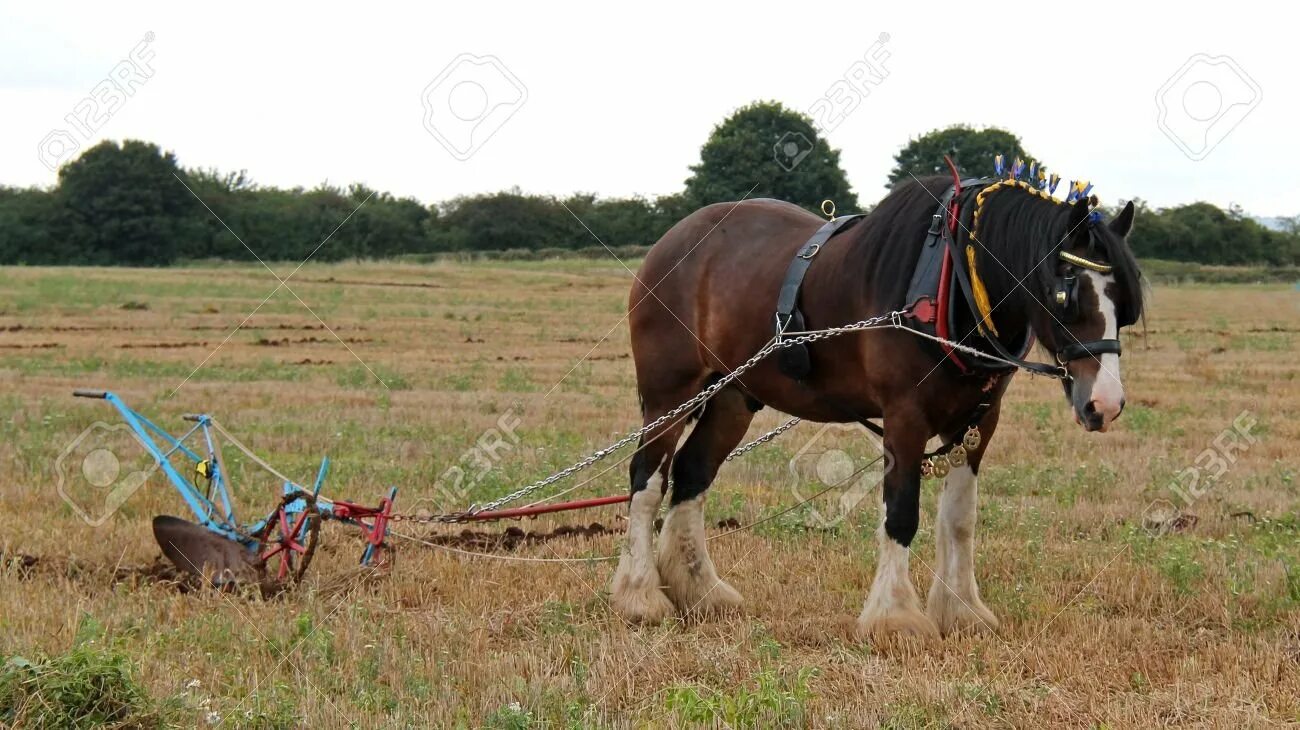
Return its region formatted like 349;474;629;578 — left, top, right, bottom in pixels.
1066;197;1091;245
1109;200;1136;238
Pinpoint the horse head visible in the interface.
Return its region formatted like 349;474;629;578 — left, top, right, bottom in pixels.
1030;198;1144;432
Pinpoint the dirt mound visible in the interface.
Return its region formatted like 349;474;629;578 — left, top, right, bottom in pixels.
423;522;618;550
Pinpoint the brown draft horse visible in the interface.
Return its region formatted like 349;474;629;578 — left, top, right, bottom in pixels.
613;174;1143;638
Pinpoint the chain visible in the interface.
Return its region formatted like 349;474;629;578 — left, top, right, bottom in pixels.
724;417;801;462
460;311;904;517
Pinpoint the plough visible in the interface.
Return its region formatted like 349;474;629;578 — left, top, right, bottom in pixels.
72;390;401;588
68;390;638;588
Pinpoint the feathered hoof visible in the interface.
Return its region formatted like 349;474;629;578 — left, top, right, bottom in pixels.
927;593;999;637
669;577;744;618
610;570;676;625
856;608;941;642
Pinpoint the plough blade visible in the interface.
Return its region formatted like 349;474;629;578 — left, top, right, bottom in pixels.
152;515;259;587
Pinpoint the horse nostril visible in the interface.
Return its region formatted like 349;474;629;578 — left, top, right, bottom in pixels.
1084;400;1098;417
1118;398;1126;417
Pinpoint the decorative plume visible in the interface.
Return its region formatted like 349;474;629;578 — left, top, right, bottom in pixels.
1028;161;1038;181
1066;180;1093;203
1048;173;1061;195
993;154;1005;177
1011;157;1024;180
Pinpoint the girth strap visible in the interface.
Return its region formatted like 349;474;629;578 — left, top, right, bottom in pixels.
775;214;866;333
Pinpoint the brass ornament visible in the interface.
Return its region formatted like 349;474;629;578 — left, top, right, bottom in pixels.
931;456;951;479
962;426;982;451
948;445;968;468
920;459;935;479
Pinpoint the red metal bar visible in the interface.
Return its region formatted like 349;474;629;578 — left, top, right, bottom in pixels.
457;494;631;522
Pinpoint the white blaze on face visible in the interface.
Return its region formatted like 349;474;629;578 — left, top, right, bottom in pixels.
1084;269;1124;423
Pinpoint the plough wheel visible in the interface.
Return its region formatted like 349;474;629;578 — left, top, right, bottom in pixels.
257;493;321;584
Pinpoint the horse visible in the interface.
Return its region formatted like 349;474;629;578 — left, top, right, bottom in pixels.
612;173;1144;638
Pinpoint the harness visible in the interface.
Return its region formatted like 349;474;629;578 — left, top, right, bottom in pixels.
773;172;1124;382
767;168;1125;473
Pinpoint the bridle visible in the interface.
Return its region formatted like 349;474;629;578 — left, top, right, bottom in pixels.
1050;247;1126;366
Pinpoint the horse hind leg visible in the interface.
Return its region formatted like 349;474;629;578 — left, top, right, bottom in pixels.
658;386;755;617
610;417;684;624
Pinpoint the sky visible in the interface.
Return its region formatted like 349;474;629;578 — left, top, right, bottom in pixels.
1;1;1295;216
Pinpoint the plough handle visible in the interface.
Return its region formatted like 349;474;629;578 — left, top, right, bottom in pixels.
73;389;107;399
182;414;204;422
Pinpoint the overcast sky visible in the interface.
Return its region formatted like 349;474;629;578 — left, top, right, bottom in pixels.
1;1;1294;216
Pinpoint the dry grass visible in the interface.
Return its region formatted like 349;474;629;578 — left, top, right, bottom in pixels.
0;261;1297;728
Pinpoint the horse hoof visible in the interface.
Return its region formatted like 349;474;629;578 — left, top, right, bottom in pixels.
610;582;676;624
856;609;940;641
928;597;999;637
675;578;744;617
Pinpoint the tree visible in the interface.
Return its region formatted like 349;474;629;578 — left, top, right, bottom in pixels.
0;187;68;264
683;101;857;212
1124;201;1297;266
182;167;256;260
430;190;575;252
57;140;202;265
1279;215;1300;237
889;125;1032;185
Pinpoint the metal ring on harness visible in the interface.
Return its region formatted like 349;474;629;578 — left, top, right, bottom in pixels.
798;243;821;260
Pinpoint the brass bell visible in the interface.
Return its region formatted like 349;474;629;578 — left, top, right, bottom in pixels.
962;426;982;451
931;456;951;479
948;445;967;467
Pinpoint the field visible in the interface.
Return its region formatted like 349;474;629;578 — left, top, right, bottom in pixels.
1;261;1298;728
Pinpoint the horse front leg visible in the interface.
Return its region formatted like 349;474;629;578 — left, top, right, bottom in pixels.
857;409;939;639
927;404;1000;635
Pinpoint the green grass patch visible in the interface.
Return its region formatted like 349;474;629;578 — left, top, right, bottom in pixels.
0;645;181;729
662;667;817;728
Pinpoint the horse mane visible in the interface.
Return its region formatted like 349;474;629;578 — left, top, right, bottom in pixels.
963;180;1146;329
853;175;1144;335
853;175;954;313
